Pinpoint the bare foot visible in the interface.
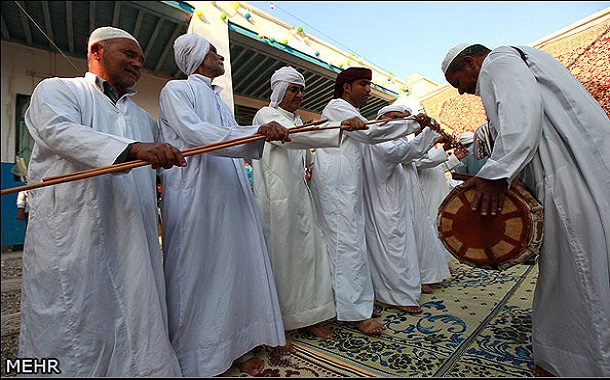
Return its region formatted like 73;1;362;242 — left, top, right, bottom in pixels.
236;356;264;376
531;365;555;377
421;284;434;294
272;340;296;355
397;305;423;314
353;318;386;335
302;324;333;339
372;302;383;317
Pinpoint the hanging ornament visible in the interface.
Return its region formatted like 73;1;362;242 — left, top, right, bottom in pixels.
245;12;251;20
232;2;240;10
269;2;275;10
270;37;276;43
220;12;227;21
315;51;320;57
195;9;203;18
258;33;264;39
297;27;303;33
282;39;288;45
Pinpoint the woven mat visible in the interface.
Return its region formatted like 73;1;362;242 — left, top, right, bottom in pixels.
222;260;538;377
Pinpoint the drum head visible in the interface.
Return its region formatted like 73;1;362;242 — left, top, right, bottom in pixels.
437;183;543;270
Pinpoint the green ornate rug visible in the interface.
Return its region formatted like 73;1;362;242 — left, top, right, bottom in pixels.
222;260;537;377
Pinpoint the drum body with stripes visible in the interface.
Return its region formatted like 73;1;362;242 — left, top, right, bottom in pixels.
437;180;543;270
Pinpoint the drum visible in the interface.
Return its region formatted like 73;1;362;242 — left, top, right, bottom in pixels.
437;177;543;271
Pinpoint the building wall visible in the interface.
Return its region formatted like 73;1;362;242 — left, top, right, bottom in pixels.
419;7;610;136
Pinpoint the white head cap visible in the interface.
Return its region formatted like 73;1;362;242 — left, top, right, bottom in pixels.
458;131;475;145
269;66;306;108
173;33;210;76
441;43;471;74
376;104;409;120
88;26;139;51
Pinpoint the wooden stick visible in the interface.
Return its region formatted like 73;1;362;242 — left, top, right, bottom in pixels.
1;116;425;196
451;172;474;182
42;119;332;182
1;119;331;196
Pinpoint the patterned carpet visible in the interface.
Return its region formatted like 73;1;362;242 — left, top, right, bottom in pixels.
222;260;538;377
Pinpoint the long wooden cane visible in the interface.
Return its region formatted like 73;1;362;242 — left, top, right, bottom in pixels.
1;115;423;196
1;119;329;196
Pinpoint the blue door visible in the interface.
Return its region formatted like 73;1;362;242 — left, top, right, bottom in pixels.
1;162;26;247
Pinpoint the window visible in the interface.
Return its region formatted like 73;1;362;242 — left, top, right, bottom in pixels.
13;94;33;182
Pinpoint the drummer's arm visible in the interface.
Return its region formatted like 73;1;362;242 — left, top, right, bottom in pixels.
461;177;509;216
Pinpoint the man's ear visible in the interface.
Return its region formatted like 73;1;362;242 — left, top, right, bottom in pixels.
463;56;478;69
89;43;103;59
343;82;351;94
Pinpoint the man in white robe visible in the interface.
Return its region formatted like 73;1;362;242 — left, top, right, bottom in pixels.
310;67;427;335
414;135;468;266
397;109;453;291
251;66;366;354
19;26;185;377
442;43;610;377
159;33;290;377
415;142;465;220
362;105;439;313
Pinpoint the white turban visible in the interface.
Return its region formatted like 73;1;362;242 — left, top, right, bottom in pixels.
458;131;475;145
174;33;210;76
88;26;139;51
269;66;306;108
376;104;411;120
441;43;471;74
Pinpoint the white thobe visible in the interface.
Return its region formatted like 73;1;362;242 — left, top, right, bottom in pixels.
415;147;462;221
251;106;339;330
159;75;284;377
415;148;463;263
20;73;181;377
476;45;610;376
404;160;452;284
362;128;438;306
310;98;421;321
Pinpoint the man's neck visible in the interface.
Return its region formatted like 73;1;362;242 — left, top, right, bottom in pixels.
342;96;358;108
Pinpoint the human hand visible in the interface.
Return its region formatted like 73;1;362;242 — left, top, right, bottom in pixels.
434;135;449;146
340;117;368;131
461;176;508;216
453;145;469;159
127;142;187;170
413;113;433;129
17;208;26;220
258;121;291;143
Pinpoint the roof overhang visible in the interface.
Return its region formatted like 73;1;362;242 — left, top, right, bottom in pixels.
1;1;398;123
